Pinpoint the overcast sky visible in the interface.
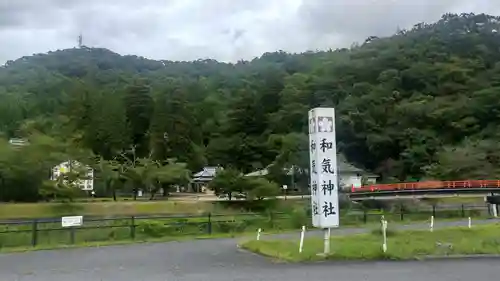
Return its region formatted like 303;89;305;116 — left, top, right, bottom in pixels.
0;0;499;63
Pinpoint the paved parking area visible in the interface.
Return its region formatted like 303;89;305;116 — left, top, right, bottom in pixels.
1;219;498;280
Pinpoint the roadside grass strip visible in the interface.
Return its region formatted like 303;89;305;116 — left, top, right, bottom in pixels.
241;223;500;262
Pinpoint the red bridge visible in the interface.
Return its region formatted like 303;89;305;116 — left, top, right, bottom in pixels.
349;180;500;200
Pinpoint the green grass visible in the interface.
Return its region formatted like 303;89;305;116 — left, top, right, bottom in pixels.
0;217;378;253
0;198;311;219
0;204;491;250
241;224;500;262
0;230;264;253
0;211;326;250
1;213;494;253
0;201;222;219
0;212;425;252
434;197;485;204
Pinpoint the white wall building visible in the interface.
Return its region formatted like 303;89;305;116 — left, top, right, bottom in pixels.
51;160;94;191
245;157;378;191
337;161;378;190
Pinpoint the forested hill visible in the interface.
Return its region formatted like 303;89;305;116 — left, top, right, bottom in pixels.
2;12;500;183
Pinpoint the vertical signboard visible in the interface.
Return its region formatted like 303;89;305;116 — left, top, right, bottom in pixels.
308;110;320;227
308;108;339;228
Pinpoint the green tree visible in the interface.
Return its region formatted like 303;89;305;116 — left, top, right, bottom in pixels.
95;157;124;201
146;158;191;199
424;139;500;180
243;177;280;201
40;162;89;202
150;82;206;170
208;168;244;200
123;80;154;158
267;133;309;189
0;134;87;202
86;91;130;159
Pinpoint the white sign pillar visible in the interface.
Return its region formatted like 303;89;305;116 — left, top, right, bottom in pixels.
308;108;339;254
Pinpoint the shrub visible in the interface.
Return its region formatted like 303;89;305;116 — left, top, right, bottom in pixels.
370;224;398;237
360;200;391;210
288;208;309;228
136;220;170;238
216;198;278;212
243;177;280;200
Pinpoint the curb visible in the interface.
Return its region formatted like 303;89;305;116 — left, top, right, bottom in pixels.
237;244;500;264
236;244;290;263
417;254;500;260
239;252;500;264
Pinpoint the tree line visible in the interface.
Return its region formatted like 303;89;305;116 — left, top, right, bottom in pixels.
2;13;500;202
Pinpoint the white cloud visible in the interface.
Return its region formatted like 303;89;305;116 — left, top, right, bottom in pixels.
0;0;499;63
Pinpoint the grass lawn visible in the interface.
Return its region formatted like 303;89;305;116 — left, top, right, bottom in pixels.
0;229;272;253
427;197;485;205
241;223;500;262
0;201;229;219
0;198;313;219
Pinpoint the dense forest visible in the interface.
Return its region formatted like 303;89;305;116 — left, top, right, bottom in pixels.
1;13;500;202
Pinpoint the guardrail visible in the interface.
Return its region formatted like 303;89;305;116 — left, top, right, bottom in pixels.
351;180;500;193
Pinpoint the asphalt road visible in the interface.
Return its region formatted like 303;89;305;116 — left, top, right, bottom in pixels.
1;219;499;281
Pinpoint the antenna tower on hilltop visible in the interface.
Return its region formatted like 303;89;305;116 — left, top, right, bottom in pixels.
78;33;83;48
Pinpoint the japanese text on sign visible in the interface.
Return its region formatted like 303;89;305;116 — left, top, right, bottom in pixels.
308;108;339;228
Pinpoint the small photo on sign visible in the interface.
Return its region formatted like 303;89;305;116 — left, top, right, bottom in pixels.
317;116;334;133
309;118;316;133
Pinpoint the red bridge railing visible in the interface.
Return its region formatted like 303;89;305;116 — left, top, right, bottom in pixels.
351;180;500;193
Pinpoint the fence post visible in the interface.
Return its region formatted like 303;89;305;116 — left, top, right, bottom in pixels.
69;227;76;244
269;211;275;227
207;212;212;235
400;204;404;221
363;209;367;224
432;205;436;217
130;216;136;240
461;204;465;218
31;219;38;247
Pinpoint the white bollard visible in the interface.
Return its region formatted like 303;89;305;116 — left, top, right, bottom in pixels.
256;228;262;240
430;216;434;232
382;220;388;253
299;225;306;253
468;217;472;228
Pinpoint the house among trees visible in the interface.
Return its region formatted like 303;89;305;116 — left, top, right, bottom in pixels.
337;162;378;189
245;157;378;191
190;166;221;192
51;160;94;191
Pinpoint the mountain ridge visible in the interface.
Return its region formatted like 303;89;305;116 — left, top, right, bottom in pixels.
1;12;500;183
